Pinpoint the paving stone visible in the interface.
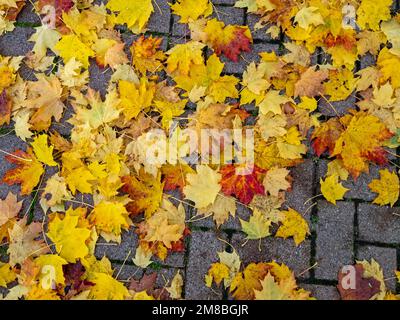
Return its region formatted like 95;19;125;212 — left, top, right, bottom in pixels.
315;201;355;280
231;233;312;279
17;2;41;25
112;263;143;283
0;27;35;56
358;203;400;244
359;53;376;70
357;245;397;292
318;95;356;117
317;160;396;202
302;284;340;300
285;159;315;223
95;227;139;261
0;133;32;214
247;14;275;42
88;60;112;97
185;230;227;300
211;0;237;5
212;6;245;26
147;0;172;34
171;15;190;37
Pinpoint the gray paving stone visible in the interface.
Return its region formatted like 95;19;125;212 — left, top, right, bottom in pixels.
358;203;400;244
147;0;171;34
247;14;275;42
315;201;355;280
302;284;340;300
16;2;41;25
211;0;237;4
231;233;312;279
88;60;112;97
360;53;376;70
285;159;315;223
317;160;396;202
185;230;227;300
0;27;35;56
357;245;397;292
112;263;143;283
95;227;139;261
212;6;245;26
318;95;356;117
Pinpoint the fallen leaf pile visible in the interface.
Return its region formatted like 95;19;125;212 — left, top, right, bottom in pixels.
0;0;399;300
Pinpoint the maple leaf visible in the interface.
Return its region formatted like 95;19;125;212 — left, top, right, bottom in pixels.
294;67;328;97
320;174;349;205
311;117;344;156
2;148;44;196
37;0;74;26
0;192;22;227
294;6;324;29
198;194;237;228
89;201;132;241
332;112;393;178
29;25;61;60
8;217;49;266
183;165;221;209
35;254;68;286
119;78;155;120
161;163;195;194
55;34;94;69
106;0;153;33
171;0;212;23
26;74;65;131
263;167;291;197
337;263;382;300
166;41;205;76
31;134;57;167
275;208;310;246
203;19;252;62
357;0;392;31
220;164;266;205
47;209;91;263
230;262;270;300
377;48;400;89
121;173;164;218
205;262;230;287
368;169;399;207
131;36;166;75
240;208;271;240
0;89;11;126
253;273;290;300
0;263;16;288
88;272;130;300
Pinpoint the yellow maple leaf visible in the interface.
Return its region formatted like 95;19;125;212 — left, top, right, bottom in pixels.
259;90;292;115
89;201;132;241
357;0;392;31
294;6;324;29
0;263;16;287
65;166;96;195
183;165;221;209
368;169;399;207
166;41;205;76
205;262;230;287
47;209;91;263
31;134;57;167
275;208;310;246
34;254;68;286
378;47;400;89
54;34;94;69
88;272;130;300
263;167;291;197
107;0;153;33
171;0;212;23
320;174;349;205
119;78;155;120
254;273;290;300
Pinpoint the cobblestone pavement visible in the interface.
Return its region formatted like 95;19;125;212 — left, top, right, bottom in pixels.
1;0;400;300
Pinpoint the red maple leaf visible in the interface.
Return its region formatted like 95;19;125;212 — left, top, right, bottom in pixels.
220;164;266;205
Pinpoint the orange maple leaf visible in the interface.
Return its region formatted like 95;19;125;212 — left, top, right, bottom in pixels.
220;164;266;205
